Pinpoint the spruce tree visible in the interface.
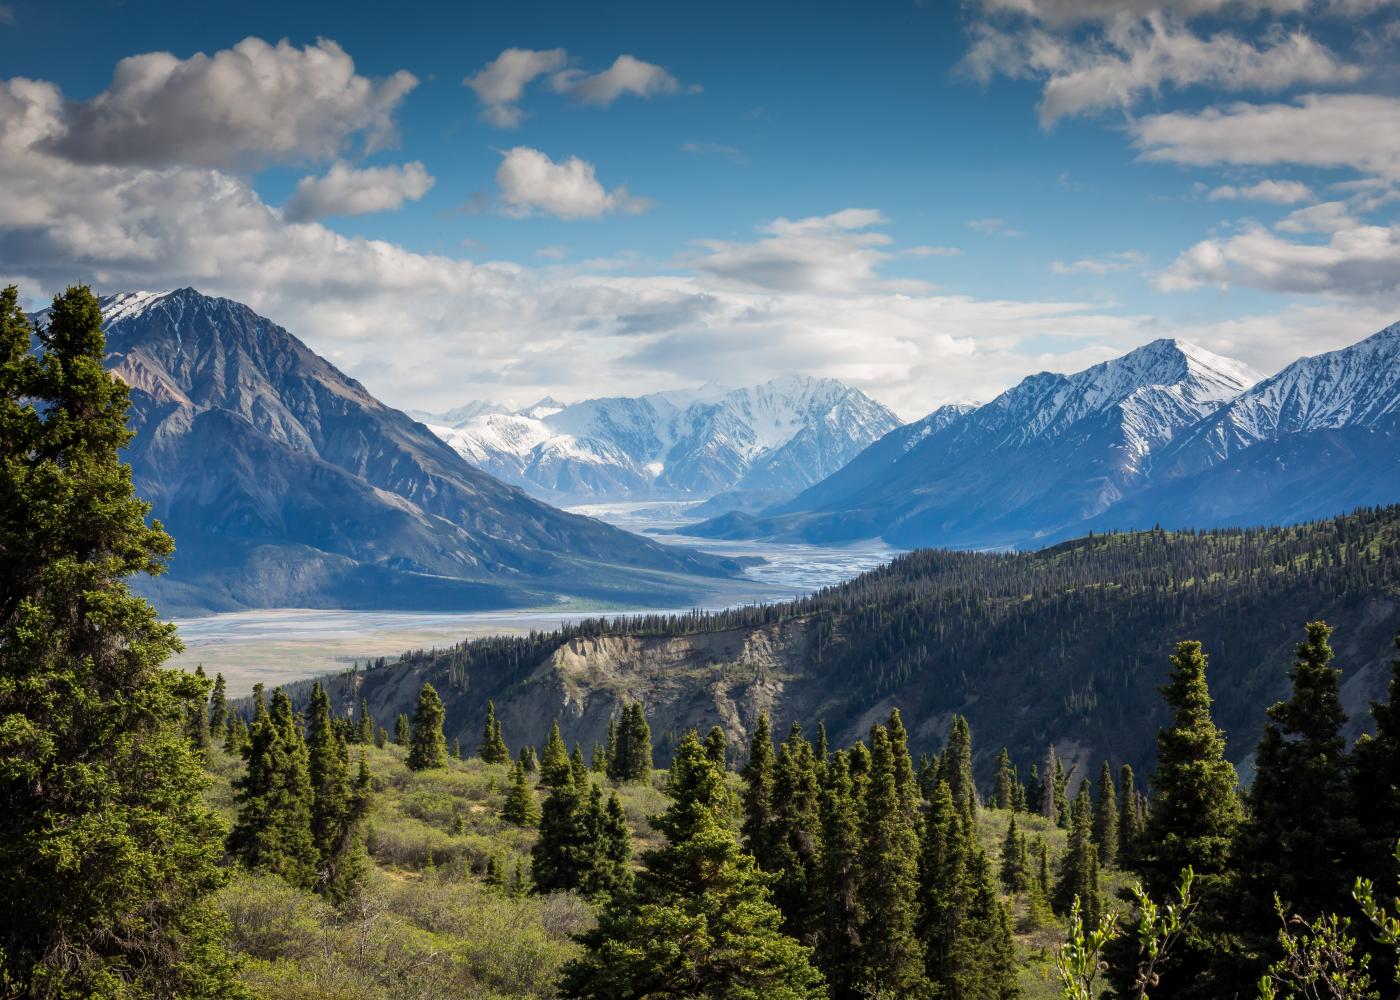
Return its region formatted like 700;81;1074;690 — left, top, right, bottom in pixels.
1055;784;1103;926
480;699;510;763
1238;622;1356;935
354;695;373;745
224;713;248;754
209;671;229;740
406;682;448;771
1140;640;1242;898
941;714;977;814
704;724;728;769
994;747;1016;810
742;712;780;871
888;707;921;819
607;702;653;782
591;741;607;773
541;719;572;786
521;744;538;773
229;689;318;889
571;743;590;786
306;683;369;901
394;713;410;746
533;770;592;893
771;723;825;945
0;285;240;997
579;784;633;900
1353;630;1400;887
452;736;462;759
857;725;925;997
185;665;213;751
1040;747;1059;825
1092;760;1119;867
375;725;388;749
559;732;826;998
817;750;863;998
999;813;1032;893
1118;763;1144;867
1052;753;1070;829
502;760;540;826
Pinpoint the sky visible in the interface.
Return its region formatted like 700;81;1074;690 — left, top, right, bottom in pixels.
1;0;1399;418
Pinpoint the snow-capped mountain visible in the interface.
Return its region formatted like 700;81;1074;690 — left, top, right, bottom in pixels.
688;338;1267;548
60;288;738;614
420;376;902;508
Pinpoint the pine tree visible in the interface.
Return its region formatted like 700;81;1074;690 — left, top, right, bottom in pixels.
742;712;780;871
354;696;373;745
1055;784;1103;926
1092;760;1119;867
1141;640;1242;898
480;699;510;763
591;741;607;772
704;724;728;768
541;719;572;786
533;769;593;893
306;683;369;901
999;813;1032;893
857;724;925;996
994;747;1016;810
558;732;827;998
394;713;410;746
770;723;825;945
502;761;540;826
229;689;318;889
1239;622;1356;937
1118;763;1144;866
0;285;240;997
571;743;590;786
579;785;633;900
888;708;921;819
209;671;229;740
816;750;863;998
607;702;654;782
407;682;448;771
941;714;977;814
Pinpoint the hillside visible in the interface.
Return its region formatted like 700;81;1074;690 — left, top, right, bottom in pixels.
288;505;1400;784
60;289;742;614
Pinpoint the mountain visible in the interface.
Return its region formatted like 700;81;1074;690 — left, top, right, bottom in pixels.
423;376;902;510
286;506;1400;784
687;339;1263;548
64;289;741;615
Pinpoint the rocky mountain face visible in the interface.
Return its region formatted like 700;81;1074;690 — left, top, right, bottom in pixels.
689;338;1270;547
418;376;902;511
69;289;740;615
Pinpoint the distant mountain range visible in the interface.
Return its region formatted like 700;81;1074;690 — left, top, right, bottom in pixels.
57;289;742;616
411;377;901;513
685;326;1400;548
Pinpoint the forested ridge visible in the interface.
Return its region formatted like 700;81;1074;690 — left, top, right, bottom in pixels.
296;505;1400;780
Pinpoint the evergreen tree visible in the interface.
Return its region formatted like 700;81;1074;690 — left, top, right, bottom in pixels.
306;683;369;901
591;741;607;773
540;720;572;786
579;785;634;900
1092;760;1119;867
1036;836;1051;898
1118;763;1144;866
480;699;510;763
559;732;826;998
375;725;388;749
223;713;248;755
1353;630;1400;887
1026;763;1040;816
1054;785;1103;927
704;724;728;769
888;707;921;819
0;285;241;997
1040;747;1059;825
209;671;229;740
816;750;863;998
856;725;924;996
607;702;654;782
452;736;462;760
770;722;825;945
394;713;410;746
1052;753;1071;829
1141;640;1242;898
999;813;1032;893
229;689;318;889
941;714;977;814
994;748;1016;810
185;665;213;751
354;696;373;745
521;744;538;773
533;769;591;893
571;743;590;786
406;682;448;771
502;761;539;826
742;712;780;871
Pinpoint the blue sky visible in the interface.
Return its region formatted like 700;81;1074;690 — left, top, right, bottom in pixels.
1;0;1398;416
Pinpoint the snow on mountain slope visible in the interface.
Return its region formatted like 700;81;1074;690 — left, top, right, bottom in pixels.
426;376;902;504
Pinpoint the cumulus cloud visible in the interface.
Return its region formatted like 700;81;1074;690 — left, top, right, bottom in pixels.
1051;250;1148;274
1207;179;1314;202
1274;200;1358;232
1132;93;1400;180
552;54;688;105
51;37;417;169
463;47;567;128
495;146;651;219
464;48;692;127
964;14;1359;125
283;161;434;222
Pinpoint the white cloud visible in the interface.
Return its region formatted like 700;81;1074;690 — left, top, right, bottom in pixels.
1155;220;1400;295
904;245;964;257
968;217;1026;237
1207;179;1314;202
535;244;570;260
1051;250;1148;274
495;146;651;219
552;54;689;105
283;161;434;222
1274;200;1358;232
51;37;417;168
464;49;692;127
463;48;567;128
1133;93;1400;180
